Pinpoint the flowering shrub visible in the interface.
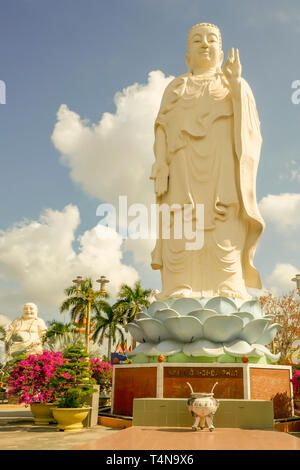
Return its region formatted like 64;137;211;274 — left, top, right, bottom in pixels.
291;370;300;396
6;347;112;406
50;345;95;408
89;358;113;394
6;351;67;404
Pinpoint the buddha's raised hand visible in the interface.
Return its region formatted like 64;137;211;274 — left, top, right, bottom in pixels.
222;48;242;97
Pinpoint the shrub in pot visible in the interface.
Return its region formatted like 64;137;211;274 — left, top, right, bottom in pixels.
6;351;66;424
50;345;95;432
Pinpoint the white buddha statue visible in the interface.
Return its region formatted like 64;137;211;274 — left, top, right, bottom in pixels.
5;303;47;360
151;23;265;301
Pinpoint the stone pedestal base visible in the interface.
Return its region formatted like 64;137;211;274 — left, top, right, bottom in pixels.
133;398;274;429
112;363;293;417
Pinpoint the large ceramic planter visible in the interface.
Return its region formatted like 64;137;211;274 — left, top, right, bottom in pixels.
52;407;91;432
30;403;57;425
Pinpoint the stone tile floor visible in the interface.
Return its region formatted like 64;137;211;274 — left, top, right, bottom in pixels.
75;426;300;451
0;407;122;450
0;406;299;451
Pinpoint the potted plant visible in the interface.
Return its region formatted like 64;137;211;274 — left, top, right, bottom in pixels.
50;345;95;432
291;369;300;416
89;358;113;407
6;351;65;424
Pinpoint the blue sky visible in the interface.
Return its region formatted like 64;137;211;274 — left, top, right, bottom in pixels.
0;0;299;321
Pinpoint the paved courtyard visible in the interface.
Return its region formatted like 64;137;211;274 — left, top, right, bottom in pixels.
0;407;122;450
0;406;299;451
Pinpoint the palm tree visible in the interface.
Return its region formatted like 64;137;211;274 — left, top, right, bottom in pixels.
60;278;108;327
113;281;153;349
43;320;74;342
92;301;125;363
43;329;103;358
43;331;84;353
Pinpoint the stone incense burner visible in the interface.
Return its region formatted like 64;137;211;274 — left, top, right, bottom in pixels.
186;381;219;432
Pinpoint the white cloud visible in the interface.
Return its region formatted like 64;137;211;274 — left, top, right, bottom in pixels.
0;205;139;312
51;70;173;209
51;70;174;265
279;160;300;182
266;263;299;295
258;193;300;232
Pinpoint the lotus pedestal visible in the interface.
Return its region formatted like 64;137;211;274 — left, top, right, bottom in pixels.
112;363;293;417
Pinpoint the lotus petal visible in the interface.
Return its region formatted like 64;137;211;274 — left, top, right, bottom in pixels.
203;315;243;342
136;318;170;342
126;323;148;343
223;340;254;357
195;297;208;308
154;308;180;322
188;309;216;323
254;323;281;345
205;296;237;314
147;301;168;316
164;316;203;342
232;298;246;309
240;318;270;344
136;311;152;320
234;311;255;326
252;344;281;362
183;339;224;357
156;340;183;355
171;298;202;315
199;297;210;307
166;298;177;307
127;342;160;357
238;300;262;318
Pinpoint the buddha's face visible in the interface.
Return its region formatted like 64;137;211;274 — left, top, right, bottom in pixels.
186;25;223;73
22;303;38;319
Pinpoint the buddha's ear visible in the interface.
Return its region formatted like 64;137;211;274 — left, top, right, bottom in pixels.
219;50;224;67
185;53;192;73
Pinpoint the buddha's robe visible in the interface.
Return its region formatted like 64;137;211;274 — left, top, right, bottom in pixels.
151;73;265;300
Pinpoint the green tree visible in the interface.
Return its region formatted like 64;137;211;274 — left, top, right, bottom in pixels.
92;301;125;363
44;320;74;342
60;278;108;327
113;281;153;349
50;345;95;408
114;281;153;324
